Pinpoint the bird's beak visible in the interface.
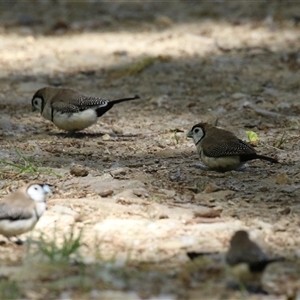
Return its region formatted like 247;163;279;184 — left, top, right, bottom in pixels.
186;130;193;138
42;185;52;195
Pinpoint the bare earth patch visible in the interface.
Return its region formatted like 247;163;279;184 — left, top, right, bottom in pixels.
0;1;300;299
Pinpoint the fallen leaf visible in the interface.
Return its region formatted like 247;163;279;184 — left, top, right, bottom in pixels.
246;130;259;146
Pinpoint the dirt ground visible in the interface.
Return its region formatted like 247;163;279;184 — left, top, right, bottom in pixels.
0;1;300;299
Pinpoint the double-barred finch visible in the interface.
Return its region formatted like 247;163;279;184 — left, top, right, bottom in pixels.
0;182;51;244
187;123;278;172
225;230;284;287
31;87;140;132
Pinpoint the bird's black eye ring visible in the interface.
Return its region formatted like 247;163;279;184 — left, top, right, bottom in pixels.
194;128;199;133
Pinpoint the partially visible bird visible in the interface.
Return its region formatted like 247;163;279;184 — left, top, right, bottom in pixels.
225;230;284;288
0;182;51;244
187;122;278;171
31;87;140;132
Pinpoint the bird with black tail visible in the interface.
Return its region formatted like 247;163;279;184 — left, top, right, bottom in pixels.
187;122;278;172
225;230;284;293
32;87;140;132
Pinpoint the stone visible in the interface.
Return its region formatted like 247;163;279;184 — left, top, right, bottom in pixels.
193;208;222;218
204;182;221;193
102;134;111;141
157;189;176;198
132;188;149;198
273;219;289;232
70;165;89;177
110;168;128;177
194;193;215;204
113;189;140;202
276;173;291;185
231;92;247;100
99;189;114;197
112;125;123;134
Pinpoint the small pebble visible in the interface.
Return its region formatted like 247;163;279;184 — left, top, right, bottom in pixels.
110;168;127;177
132;188;148;198
102;134;111;141
70;165;89;177
276;173;291;185
99;189;114;197
204;182;221;193
112;125;123;134
158;189;176;198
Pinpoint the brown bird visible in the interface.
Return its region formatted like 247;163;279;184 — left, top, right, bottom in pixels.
0;182;51;244
187;122;278;171
31;87;140;132
225;230;284;289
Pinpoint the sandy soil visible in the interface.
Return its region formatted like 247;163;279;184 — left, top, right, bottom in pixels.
0;1;300;299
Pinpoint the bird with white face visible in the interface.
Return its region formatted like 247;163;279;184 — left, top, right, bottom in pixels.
187;122;278;172
31;87;140;132
0;182;51;244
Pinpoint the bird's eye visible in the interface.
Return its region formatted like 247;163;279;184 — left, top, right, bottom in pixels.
34;100;38;105
34;187;38;190
194;128;199;133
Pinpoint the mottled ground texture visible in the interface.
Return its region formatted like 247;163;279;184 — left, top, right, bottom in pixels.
0;1;300;299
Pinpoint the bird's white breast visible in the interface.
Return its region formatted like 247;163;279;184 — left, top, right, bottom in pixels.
35;202;47;218
0;216;37;237
53;109;98;131
0;202;46;238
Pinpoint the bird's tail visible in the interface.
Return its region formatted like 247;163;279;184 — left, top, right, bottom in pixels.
96;95;140;117
250;257;284;272
255;154;278;164
110;95;140;104
187;251;220;261
270;257;285;263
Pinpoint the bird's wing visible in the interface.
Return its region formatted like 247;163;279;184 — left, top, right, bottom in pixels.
56;96;109;112
0;203;33;220
226;250;242;266
51;101;81;114
75;96;109;110
203;136;255;157
247;246;270;262
226;242;269;266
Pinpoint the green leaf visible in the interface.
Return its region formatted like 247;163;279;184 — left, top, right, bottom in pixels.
246;130;259;146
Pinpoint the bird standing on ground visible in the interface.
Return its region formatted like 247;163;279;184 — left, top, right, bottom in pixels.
187;122;278;171
0;182;51;244
31;87;140;132
225;230;283;289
